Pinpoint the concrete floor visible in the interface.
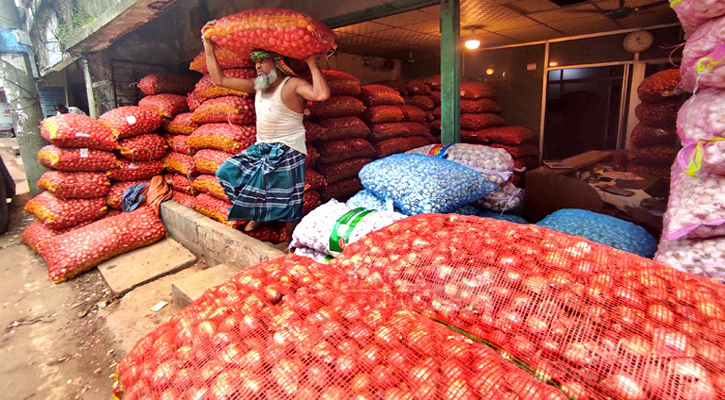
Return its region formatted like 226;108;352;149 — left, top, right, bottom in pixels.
0;138;204;399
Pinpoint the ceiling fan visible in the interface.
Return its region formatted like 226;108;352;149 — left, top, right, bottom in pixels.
565;0;669;19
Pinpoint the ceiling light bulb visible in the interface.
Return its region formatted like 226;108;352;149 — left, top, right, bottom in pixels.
465;39;481;50
549;61;558;67
486;68;494;75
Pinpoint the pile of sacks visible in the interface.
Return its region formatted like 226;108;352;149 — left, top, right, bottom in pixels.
627;69;681;178
654;5;725;281
291;144;528;262
380;75;537;187
305;72;436;202
23;107;170;282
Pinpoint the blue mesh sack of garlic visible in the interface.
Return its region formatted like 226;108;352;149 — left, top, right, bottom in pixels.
359;153;500;215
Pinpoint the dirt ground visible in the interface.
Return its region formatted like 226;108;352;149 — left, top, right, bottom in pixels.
0;140;195;399
0;196;122;400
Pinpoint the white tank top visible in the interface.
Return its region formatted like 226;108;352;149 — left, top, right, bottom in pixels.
255;77;307;155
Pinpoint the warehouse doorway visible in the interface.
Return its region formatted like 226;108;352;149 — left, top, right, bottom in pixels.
542;64;629;160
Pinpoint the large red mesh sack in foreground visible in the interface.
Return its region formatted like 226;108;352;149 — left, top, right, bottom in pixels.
188;123;255;154
317;158;372;184
138;94;189;118
359;84;405;107
316;117;369;141
99;106;163;139
119;133;167;161
190;96;255;125
638;69;681;103
194;149;232;175
38;145;118;172
460;113;505;131
37;171;110;199
107;180;150;209
115;254;565;400
192;174;227;201
189;48;255;74
194;193;241;228
38;207;166;283
24;192;107;229
308;96;366;119
162;152;197;176
162;112;198;135
138;74;197;96
40;114;118;150
331;214;725;400
193;69;256;100
316;138;376;164
203;9;337;60
108;160;164;182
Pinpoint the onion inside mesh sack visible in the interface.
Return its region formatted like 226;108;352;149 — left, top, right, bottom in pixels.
655;236;725;281
662;162;725;240
475;181;523;212
289;199;406;257
405;143;514;186
293;247;334;263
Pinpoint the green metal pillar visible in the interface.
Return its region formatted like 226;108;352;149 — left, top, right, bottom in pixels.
440;0;461;144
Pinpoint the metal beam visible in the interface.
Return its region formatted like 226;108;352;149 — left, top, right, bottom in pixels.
440;0;460;144
324;0;439;29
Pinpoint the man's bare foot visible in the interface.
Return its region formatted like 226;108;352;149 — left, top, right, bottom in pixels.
244;221;259;232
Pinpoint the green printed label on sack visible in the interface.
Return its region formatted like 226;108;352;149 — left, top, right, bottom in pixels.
329;207;375;254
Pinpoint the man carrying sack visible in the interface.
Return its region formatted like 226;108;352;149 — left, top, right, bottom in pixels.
201;21;330;237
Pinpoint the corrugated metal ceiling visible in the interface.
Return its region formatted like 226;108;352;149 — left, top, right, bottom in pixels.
333;0;678;58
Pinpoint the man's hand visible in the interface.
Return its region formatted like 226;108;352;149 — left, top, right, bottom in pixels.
201;20;217;38
305;54;322;67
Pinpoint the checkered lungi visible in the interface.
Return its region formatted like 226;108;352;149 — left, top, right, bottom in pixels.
216;142;305;222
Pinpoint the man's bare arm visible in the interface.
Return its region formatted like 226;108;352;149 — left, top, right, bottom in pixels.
295;55;330;102
202;22;255;93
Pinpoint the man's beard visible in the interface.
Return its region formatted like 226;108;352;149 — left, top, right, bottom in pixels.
254;69;278;92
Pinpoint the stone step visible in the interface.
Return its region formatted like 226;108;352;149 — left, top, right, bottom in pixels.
98;237;197;296
171;263;239;308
